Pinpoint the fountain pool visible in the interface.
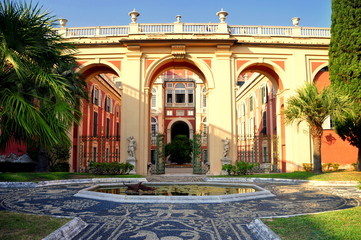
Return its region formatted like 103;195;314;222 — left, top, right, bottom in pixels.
74;182;275;203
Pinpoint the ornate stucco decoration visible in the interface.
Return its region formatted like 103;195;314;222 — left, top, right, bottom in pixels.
171;44;186;59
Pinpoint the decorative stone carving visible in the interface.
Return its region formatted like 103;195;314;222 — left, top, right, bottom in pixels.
127;136;136;159
128;9;140;23
292;17;300;26
221;137;230;158
59;18;68;28
171;44;186;59
216;8;228;23
175;15;182;23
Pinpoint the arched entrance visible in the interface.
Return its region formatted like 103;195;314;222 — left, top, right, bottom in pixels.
171;121;189;140
236;62;285;172
146;58;210;175
74;63;121;172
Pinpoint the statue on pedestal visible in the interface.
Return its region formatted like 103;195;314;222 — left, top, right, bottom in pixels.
127;136;136;159
222;137;230;158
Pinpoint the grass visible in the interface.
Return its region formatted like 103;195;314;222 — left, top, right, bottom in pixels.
213;171;361;181
0;172;143;182
264;207;361;240
0;211;70;240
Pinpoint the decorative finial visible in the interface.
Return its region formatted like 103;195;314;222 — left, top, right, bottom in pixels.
59;18;68;28
216;8;228;23
175;15;182;23
292;17;300;26
128;9;140;23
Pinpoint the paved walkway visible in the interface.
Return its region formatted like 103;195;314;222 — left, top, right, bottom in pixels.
0;177;360;240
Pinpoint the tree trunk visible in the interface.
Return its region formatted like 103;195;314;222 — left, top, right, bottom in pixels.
312;135;323;174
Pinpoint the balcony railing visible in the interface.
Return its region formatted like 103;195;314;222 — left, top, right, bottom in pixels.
57;23;330;38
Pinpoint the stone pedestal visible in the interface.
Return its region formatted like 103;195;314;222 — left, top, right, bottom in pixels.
221;157;231;175
127;157;136;174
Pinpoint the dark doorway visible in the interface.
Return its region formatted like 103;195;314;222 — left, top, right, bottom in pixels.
171;121;189;140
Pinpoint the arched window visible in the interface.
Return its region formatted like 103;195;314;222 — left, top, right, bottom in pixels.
151;88;157;108
175;83;186;103
151;117;158;145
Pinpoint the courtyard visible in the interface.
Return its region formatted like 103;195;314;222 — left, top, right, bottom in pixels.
1;176;360;239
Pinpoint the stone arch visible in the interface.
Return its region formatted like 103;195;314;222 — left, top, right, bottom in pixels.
166;118;194;144
77;61;121;80
144;55;215;90
311;63;328;82
236;60;285;91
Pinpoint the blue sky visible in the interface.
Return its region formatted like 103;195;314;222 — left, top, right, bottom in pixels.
26;0;331;28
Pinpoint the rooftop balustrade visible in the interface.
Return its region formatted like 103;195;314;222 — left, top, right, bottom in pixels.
56;10;330;39
57;24;330;38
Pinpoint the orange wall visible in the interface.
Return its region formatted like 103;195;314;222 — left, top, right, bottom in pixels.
315;70;357;166
322;130;358;164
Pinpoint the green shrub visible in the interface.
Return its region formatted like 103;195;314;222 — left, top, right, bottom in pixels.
222;164;236;175
53;162;70;172
322;163;333;172
332;163;340;171
351;163;357;171
322;162;341;172
222;161;257;176
88;162;134;175
302;163;313;172
165;135;192;164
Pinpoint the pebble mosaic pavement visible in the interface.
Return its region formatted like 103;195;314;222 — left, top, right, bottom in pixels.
0;176;360;240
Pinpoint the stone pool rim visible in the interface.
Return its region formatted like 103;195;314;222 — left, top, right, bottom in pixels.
74;182;275;203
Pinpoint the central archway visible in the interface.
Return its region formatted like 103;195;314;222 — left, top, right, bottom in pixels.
171;121;190;140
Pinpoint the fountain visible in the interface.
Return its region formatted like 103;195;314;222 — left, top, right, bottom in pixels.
74;181;275;203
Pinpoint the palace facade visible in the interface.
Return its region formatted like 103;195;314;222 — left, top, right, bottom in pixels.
3;10;357;174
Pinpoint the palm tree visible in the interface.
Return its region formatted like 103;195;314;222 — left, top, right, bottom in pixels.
283;83;351;173
0;1;87;165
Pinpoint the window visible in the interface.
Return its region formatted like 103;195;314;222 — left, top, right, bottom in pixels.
202;88;207;108
151;117;158;138
249;96;254;111
151;88;157;108
188;89;194;103
175;83;185;103
105;96;112;112
115;106;119;117
261;85;268;104
116;122;120;140
92;86;99;105
93;147;97;162
93;112;98;137
241;102;246;116
240;121;245;140
249;117;255;137
262;111;267;135
263;146;268;162
106;118;110;138
167;90;173;103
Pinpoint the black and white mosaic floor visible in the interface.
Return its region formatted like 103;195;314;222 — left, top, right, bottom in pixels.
0;181;359;240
